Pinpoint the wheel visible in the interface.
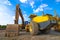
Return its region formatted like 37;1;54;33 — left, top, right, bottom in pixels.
29;21;39;35
25;24;30;32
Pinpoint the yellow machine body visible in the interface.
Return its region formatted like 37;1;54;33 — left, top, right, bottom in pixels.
32;15;56;23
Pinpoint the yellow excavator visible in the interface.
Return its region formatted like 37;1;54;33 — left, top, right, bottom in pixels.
5;4;26;37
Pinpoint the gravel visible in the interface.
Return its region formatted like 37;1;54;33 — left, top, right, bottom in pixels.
0;30;60;40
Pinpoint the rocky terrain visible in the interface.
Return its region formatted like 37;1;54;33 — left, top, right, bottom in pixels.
0;30;60;40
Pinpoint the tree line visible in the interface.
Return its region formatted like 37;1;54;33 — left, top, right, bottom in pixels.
0;25;6;30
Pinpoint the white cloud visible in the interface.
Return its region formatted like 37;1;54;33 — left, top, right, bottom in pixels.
19;0;27;3
19;0;35;8
0;12;14;25
0;0;13;25
40;4;48;8
0;0;12;5
33;4;48;13
30;1;34;8
13;16;21;20
0;4;13;25
33;8;43;13
4;0;11;5
56;0;60;2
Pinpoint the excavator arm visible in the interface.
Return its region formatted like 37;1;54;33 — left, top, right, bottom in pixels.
14;4;19;24
19;8;25;28
14;4;25;28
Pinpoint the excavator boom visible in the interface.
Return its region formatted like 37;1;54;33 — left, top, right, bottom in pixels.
14;4;19;24
19;8;25;28
14;4;25;28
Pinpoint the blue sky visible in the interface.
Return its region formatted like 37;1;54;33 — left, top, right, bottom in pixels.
0;0;60;25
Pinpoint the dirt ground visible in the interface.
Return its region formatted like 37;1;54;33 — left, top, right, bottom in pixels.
0;30;60;40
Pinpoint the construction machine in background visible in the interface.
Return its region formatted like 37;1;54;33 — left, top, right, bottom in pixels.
54;18;60;32
52;10;60;32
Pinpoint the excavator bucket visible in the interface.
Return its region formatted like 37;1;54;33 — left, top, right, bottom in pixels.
5;24;19;37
